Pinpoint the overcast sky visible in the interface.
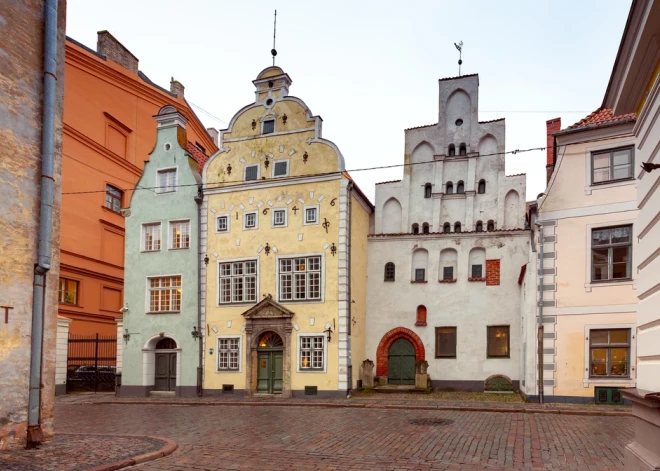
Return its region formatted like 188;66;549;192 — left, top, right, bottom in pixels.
66;0;631;202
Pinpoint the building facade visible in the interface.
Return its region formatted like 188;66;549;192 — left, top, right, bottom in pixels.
602;0;660;468
0;0;66;449
366;74;530;391
59;32;216;338
536;110;638;402
202;66;373;398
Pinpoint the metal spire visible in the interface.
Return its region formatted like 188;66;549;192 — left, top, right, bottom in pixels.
271;10;278;66
454;41;463;76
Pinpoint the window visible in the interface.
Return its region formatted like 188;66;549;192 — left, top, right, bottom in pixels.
487;326;510;358
454;222;461;233
148;276;181;312
300;335;324;370
156;168;177;193
448;144;455;156
478;179;486;194
589;329;630;377
443;266;454;280
58;278;78;305
272;209;287;227
304;206;319;225
273;160;288;177
244;211;258;230
443;223;451;233
456;181;465;194
471;264;483;278
446;182;453;194
384;262;395;282
216;215;229;233
217;337;240;371
476;221;483;232
592;225;632;281
415;268;426;281
105;185;122;212
142;223;161;251
169;220;190;249
279;256;322;301
592;146;633;184
424;184;432;198
244;164;259;181
459;143;467;156
487;220;495;231
422;223;430;234
412;223;419;234
262;119;275;134
436;327;457;358
219;260;257;304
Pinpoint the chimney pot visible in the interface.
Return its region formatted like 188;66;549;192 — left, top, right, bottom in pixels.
170;78;185;98
96;31;139;73
545;118;561;184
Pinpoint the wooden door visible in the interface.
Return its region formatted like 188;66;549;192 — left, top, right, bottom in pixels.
155;352;176;391
388;338;415;385
256;350;284;393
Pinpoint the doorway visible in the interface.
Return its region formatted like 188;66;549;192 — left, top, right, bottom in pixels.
256;332;283;394
388;338;415;385
154;337;177;391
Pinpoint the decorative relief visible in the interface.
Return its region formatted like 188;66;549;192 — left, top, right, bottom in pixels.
251;150;256;157
317;195;325;203
267;200;274;206
279;146;284;153
249;197;254;204
239;203;245;210
298;234;304;241
297;197;305;204
288;149;296;156
286;198;293;205
322;242;330;250
220;202;225;209
293;323;300;331
309;191;314;199
210;208;217;214
257;201;264;208
257;245;264;253
239;157;246;163
236;239;241;246
227;320;232;328
213;252;219;258
228;204;235;212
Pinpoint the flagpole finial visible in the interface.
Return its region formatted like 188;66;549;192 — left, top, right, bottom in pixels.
271;10;278;66
454;41;463;76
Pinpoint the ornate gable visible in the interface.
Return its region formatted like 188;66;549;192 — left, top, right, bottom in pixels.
242;295;294;320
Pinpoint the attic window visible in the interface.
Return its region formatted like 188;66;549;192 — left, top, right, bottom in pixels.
455;119;463;127
459;144;467;156
263;120;275;134
266;99;273;106
448;144;456;156
412;223;419;234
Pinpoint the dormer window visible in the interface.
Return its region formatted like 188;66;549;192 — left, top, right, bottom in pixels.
448;144;456;156
424;184;432;198
459;143;467;156
263;119;275;134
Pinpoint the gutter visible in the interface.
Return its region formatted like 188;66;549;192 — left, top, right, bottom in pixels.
27;0;59;447
346;180;353;397
194;186;203;396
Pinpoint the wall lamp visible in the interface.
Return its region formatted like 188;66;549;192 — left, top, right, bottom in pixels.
191;326;201;342
324;323;333;342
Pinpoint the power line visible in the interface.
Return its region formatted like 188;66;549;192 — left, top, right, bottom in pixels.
188;101;229;127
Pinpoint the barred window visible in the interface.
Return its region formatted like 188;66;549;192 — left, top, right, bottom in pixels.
142;223;161;251
156;169;177;193
273;160;288;177
219;260;257;304
218;337;240;371
279;256;322;301
384;262;395;282
300;335;324;370
148;276;181;312
170;220;190;249
244;165;258;181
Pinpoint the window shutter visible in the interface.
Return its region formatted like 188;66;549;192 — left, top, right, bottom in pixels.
245;166;258;181
436;327;456;357
274;161;288;176
263;120;275;134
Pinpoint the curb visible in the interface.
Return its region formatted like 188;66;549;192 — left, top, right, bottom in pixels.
59;433;177;471
81;400;632;417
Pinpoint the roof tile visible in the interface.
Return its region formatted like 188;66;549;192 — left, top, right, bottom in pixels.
186;141;209;172
564;108;635;132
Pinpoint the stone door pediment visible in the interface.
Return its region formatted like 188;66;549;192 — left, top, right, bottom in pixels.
242;295;294;320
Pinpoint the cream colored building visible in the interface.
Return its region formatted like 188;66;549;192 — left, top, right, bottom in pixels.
536;109;638;401
201;66;372;398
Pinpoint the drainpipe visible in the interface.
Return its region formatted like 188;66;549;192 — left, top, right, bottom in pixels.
346;180;353;397
535;218;544;404
27;0;59;447
194;185;203;396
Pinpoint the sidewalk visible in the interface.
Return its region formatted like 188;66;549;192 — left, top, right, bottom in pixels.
0;433;176;471
57;390;632;416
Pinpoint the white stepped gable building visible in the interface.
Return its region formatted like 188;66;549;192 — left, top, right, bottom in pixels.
366;73;531;391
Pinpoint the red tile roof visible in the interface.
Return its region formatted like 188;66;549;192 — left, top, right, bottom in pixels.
376;180;402;185
563;108;635;132
186;141;209;172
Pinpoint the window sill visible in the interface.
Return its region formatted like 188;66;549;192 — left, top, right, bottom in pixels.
297;369;327;373
586;178;634;195
101;206;123;215
168;247;190;251
582;378;635;388
410;280;428;284
216;370;241;374
585;279;635;292
468;277;486;282
140;250;162;253
146;311;180;315
486;356;510;359
278;299;324;304
384;280;395;282
435;356;456;359
58;302;81;308
439;278;457;283
217;302;257;307
414;321;427;327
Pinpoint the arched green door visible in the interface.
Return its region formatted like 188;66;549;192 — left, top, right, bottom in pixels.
388;338;415;385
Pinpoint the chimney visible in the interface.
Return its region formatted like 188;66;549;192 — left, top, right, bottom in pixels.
170;78;185;98
545;118;561;183
206;127;219;146
97;31;139;73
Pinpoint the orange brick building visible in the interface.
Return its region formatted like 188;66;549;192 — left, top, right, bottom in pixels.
60;31;217;335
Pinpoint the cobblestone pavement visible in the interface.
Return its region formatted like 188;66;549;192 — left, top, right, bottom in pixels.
0;433;169;471
54;402;633;470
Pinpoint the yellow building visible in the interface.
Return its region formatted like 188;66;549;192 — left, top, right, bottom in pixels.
201;66;373;398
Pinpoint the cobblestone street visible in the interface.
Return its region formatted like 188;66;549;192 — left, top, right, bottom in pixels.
48;402;632;470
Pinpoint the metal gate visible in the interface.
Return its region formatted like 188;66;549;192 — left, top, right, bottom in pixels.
66;334;117;393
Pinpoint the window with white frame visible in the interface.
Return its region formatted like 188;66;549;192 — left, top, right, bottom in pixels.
244;164;259;181
591;146;633;184
148;276;181;312
219;260;257;304
244;211;258;230
272;208;287;227
300;335;324;370
156;168;177;193
217;337;240;371
273;160;288;177
170;220;190;249
589;329;630;377
304;205;319;225
216;215;229;233
142;223;161;251
591;225;632;281
279;256;322;301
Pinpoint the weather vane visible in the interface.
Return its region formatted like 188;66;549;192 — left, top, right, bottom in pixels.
454;41;463;76
271;10;278;66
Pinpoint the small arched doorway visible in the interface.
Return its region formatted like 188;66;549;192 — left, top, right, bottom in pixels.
256;331;283;394
154;337;177;392
388;338;416;385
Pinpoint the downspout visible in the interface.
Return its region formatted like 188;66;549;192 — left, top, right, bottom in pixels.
346;180;353;397
194;185;203;396
27;0;59;447
535;216;544;405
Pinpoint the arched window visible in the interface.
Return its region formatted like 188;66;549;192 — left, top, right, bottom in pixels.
446;182;453;194
469;247;486;279
422;223;430;234
459;143;467;156
478;179;486;194
412;223;419;234
412;249;429;282
155;337;177;349
454;222;462;233
384;262;395;282
456;181;465;194
424;183;432;198
415;305;427;326
448;144;456;156
487;220;495;231
476;221;483;232
440;248;458;281
443;223;451;233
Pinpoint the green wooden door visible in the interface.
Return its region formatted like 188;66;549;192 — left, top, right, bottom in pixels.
155;353;176;391
257;350;284;393
388;338;415;385
272;351;283;393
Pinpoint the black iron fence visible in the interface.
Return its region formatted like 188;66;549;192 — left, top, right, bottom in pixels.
66;334;117;393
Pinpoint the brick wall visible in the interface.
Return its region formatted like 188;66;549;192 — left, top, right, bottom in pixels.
545;118;561;184
486;259;500;286
97;30;138;73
